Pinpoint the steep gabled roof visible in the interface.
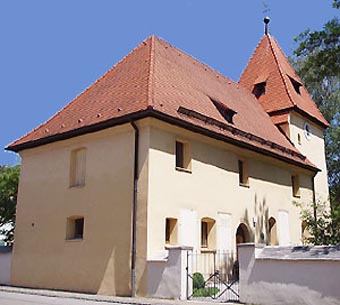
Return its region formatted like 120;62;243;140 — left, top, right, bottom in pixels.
239;34;329;128
7;35;318;171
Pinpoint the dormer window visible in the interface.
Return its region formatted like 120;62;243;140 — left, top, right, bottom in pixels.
252;82;266;98
210;97;236;124
287;75;302;95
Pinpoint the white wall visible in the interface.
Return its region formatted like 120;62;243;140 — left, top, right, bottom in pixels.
147;246;192;300
289;112;329;203
239;243;340;305
278;210;290;246
0;247;12;285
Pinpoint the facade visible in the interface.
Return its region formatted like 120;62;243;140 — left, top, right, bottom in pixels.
7;31;329;297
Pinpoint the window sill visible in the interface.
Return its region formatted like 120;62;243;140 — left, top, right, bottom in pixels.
176;167;192;174
239;183;250;188
69;184;85;189
201;248;216;253
65;238;83;242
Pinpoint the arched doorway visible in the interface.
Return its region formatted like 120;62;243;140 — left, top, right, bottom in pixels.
234;223;250;280
268;217;278;245
236;223;250;245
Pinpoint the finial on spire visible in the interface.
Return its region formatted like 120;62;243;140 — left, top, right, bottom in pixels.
264;16;270;35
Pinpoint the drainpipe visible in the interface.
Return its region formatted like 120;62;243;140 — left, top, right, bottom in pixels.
130;121;139;297
312;172;318;242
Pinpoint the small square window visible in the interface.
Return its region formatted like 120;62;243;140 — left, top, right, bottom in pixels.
175;141;191;172
238;159;249;187
70;148;86;187
292;175;300;198
66;217;84;240
165;218;177;245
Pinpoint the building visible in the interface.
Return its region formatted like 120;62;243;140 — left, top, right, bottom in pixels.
7;27;329;297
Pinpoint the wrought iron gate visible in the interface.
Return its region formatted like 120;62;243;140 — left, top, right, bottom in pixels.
186;250;239;302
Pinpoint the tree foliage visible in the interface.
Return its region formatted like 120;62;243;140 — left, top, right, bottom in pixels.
293;0;340;206
299;200;340;245
0;165;20;242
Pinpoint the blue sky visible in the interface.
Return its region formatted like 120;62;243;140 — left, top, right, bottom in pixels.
1;1;338;165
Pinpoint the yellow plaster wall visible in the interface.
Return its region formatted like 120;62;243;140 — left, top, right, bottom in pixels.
146;120;314;256
11;123;149;296
289;112;329;202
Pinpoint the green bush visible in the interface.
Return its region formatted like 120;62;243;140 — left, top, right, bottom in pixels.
192;272;219;297
192;272;205;289
193;287;219;297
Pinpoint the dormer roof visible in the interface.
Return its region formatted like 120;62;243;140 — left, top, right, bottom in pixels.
239;34;329;128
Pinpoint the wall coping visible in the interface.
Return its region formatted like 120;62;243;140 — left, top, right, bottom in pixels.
165;245;194;250
237;242;265;248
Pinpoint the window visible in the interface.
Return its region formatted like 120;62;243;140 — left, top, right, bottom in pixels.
66;217;84;240
210;97;236;124
201;221;208;248
70;148;86;187
297;133;301;145
288;75;302;95
268;217;278;246
238;159;249;186
175;141;191;171
165;218;177;245
252;82;266;98
292;175;300;197
201;218;215;249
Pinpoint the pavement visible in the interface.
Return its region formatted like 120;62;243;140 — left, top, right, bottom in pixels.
0;285;242;305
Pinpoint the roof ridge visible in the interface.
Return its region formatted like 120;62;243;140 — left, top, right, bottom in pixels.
267;35;296;107
239;35;264;82
9;37;153;147
156;35;236;86
147;35;156;108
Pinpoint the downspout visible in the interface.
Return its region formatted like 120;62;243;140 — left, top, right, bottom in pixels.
130;121;139;297
312;172;318;242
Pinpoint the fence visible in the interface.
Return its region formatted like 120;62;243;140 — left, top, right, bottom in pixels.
186;250;239;302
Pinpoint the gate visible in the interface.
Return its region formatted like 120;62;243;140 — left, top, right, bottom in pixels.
186;250;239;302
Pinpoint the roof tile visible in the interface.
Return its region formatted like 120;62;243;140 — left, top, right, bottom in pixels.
239;35;329;127
8;35;318;171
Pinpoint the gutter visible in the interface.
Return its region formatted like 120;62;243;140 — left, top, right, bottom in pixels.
130;121;139;297
7;108;319;173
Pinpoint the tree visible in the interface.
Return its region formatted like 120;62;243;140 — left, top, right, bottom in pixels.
293;0;340;207
0;165;20;242
299;200;340;245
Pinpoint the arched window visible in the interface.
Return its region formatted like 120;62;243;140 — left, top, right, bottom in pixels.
268;217;278;246
201;217;215;249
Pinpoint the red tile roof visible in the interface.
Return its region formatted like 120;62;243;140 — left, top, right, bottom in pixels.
7;35;318;171
239;34;329;128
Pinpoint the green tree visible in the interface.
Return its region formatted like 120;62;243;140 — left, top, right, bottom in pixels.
293;0;340;206
0;165;20;242
299;200;340;245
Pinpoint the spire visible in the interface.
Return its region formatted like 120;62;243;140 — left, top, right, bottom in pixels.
239;32;329;128
264;16;270;35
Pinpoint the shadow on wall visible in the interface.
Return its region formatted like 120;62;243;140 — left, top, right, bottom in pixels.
242;194;278;245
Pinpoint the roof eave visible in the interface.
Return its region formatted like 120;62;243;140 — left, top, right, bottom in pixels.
7;109;320;173
6;108;153;153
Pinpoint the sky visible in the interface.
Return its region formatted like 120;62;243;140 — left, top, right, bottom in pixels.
0;0;338;166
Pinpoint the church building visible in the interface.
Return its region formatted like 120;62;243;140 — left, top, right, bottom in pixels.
7;22;329;296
